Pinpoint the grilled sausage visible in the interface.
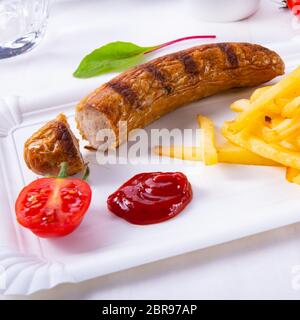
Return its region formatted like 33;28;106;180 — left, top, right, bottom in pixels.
24;114;85;176
75;42;285;149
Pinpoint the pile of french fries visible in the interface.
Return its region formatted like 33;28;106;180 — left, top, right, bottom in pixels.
155;66;300;185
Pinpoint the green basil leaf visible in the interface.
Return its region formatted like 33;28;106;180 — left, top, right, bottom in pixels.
73;41;156;78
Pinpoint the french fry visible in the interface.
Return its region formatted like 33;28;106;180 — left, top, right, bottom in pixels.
197;115;218;165
285;167;300;184
275;97;292;107
250;85;289;112
242;116;265;136
265;103;281;114
230;99;250;112
250;87;282;113
261;115;300;143
279;140;299;152
229;67;300;133
157;67;300;187
250;86;272;102
222;122;300;169
267;114;285;128
282;96;300;118
154;144;280;166
154;145;202;161
295;136;300;148
250;87;291;111
217;143;280;166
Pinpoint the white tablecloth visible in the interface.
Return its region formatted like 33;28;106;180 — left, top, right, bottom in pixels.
1;0;300;299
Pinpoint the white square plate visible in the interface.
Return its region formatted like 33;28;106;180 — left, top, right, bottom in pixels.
1;41;300;295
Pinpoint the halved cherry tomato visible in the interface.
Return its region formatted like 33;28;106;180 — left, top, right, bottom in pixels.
15;163;92;238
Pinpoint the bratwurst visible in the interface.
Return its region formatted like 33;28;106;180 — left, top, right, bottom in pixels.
76;42;284;149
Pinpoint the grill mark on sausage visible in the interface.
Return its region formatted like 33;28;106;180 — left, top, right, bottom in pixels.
144;65;166;82
108;81;140;107
56;122;78;158
217;43;239;68
178;54;199;75
144;65;173;94
164;85;173;94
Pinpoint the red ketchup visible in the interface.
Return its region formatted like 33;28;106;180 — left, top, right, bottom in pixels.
107;172;193;225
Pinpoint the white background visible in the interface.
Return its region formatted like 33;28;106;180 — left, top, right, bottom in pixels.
1;0;300;299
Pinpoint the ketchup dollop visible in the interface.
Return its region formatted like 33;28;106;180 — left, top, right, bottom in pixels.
107;172;193;225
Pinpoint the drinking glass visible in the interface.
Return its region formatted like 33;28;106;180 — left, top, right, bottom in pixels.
0;0;51;59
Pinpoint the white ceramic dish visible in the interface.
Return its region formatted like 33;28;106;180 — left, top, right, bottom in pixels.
192;0;261;22
0;41;300;295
